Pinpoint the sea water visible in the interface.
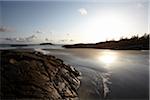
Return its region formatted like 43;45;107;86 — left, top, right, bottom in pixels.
44;49;149;100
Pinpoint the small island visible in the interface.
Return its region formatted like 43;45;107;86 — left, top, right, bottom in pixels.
10;44;28;47
40;43;53;45
63;34;149;50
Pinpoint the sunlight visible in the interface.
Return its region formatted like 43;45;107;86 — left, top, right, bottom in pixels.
98;51;118;64
100;55;117;64
83;11;131;42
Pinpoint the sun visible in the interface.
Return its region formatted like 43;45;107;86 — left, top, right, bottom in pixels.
82;11;130;42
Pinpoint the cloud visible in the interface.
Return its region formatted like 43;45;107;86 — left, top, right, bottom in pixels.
3;38;14;41
59;39;74;43
78;8;87;16
36;30;43;34
15;38;26;42
26;35;37;42
60;39;67;42
2;35;37;42
70;39;74;42
0;26;15;32
45;38;49;41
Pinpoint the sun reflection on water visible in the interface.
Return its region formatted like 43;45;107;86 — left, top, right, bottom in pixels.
98;51;118;65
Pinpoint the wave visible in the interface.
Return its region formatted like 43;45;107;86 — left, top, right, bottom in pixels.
100;72;112;97
34;48;50;55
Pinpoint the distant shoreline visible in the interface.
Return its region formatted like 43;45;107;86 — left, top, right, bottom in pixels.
63;34;149;50
62;45;149;50
0;43;54;46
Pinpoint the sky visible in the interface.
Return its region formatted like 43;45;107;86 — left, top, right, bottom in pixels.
0;0;149;44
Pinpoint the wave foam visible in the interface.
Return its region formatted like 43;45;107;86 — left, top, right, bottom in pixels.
97;73;112;98
34;48;50;55
101;72;112;97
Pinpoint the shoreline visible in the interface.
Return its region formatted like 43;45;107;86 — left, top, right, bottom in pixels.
63;34;149;50
1;49;81;99
63;44;149;50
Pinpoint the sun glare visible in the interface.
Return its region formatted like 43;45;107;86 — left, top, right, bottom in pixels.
83;11;130;42
100;55;117;64
98;51;118;64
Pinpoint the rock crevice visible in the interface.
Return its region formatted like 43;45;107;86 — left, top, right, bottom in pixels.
1;50;80;100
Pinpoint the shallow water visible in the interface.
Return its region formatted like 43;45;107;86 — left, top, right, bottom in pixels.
45;49;149;100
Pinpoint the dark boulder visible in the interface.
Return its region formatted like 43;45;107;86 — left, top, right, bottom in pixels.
0;50;80;100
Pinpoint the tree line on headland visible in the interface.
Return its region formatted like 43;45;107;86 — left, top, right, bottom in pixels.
63;33;149;50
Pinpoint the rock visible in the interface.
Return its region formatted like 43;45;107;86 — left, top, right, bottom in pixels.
0;50;81;100
9;58;17;64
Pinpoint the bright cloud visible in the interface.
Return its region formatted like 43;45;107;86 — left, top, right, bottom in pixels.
36;30;43;34
26;35;37;42
78;8;87;16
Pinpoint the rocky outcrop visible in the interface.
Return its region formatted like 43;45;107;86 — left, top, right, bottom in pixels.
0;50;80;99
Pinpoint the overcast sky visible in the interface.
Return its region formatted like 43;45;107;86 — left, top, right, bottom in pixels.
0;0;149;44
